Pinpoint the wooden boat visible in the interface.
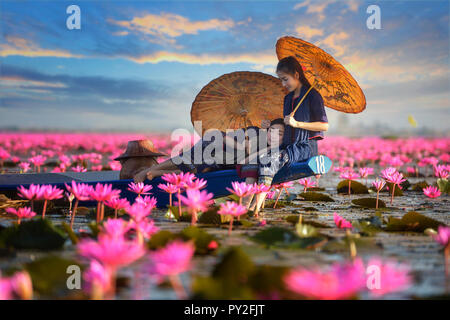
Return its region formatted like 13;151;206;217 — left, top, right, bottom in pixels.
0;155;332;208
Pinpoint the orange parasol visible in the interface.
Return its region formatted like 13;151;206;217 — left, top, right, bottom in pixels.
276;36;366;115
191;71;287;135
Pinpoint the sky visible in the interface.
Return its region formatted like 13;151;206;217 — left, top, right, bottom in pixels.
0;0;449;134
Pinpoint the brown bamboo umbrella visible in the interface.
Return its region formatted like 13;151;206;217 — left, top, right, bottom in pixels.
191;71;287;135
276;36;366;115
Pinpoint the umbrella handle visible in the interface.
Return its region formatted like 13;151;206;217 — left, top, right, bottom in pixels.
289;80;317;117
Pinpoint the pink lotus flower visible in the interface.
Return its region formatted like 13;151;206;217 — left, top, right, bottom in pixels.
372;178;386;209
333;212;352;229
65;181;94;228
127;182;153;197
0;271;33;300
251;183;271;194
90;183;121;223
384;171;406;204
72;165;87;172
126;202;153;223
218;201;248;236
380;167;397;180
162;172;196;217
134;195;157;210
162;172;195;189
91;165;103;171
284;259;366;300
108;161;121;171
145;240;195;299
423;186;441;198
17;184;45;211
431;226;450;278
40;184;64;218
28;155;47;172
432;225;450;247
177;189;214;225
18;162;31;173
104;197;130;219
298;177;316;192
372;178;386;191
158;183;178;207
78;234;146;269
339;170;360;196
83;260;112;300
359;167;374;178
184;178;207;190
129;219;159;241
434;164;449;179
226;181;253;200
366;258;411;297
101;218;131;239
5;207;36;224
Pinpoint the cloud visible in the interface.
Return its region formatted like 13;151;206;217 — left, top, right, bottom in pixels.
316;31;349;57
124;50;278;67
0;36;83;58
294;26;324;40
108;12;235;40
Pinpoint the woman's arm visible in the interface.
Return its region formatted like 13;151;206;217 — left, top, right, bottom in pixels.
284;115;329;131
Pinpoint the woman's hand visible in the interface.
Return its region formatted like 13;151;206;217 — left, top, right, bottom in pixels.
284;115;300;127
133;168;151;183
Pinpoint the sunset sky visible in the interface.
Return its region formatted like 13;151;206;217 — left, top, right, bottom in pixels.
0;0;448;133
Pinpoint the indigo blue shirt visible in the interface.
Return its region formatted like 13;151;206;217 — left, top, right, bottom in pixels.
282;85;328;164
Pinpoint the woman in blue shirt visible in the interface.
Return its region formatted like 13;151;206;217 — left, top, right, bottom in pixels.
253;56;329;214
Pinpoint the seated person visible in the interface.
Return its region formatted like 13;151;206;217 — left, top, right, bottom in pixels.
133;120;285;183
114;140;166;179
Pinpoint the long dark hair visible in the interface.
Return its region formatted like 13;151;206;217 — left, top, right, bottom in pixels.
276;56;311;89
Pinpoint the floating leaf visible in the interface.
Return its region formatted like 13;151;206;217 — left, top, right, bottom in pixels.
385;211;446;232
0;219;67;250
212;247;255;283
352;197;386;208
307;187;326;191
337;180;369;194
198;206;221;225
179;226;219;255
411;181;430;192
437;178;450;194
250;227;298;247
24;255;84;298
298;192;335;202
147;230;178;250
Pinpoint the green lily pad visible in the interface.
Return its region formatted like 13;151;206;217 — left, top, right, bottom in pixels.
411;181;430;191
352;197;386;208
250;226;327;250
250;227;299;247
212;247;255;283
437;178;450;194
147;230;178;250
322;237;382;253
0;219;67;250
385;211;446;232
337;180;369;194
303;206;319;211
298;192;335;202
24;255;84;298
307;187;326;191
179;226;219;255
198;206;222;225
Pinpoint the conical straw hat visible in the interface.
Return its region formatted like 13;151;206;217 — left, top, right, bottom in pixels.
191;71;288;135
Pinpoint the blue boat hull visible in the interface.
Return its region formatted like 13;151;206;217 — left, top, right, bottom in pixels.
0;155;332;208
